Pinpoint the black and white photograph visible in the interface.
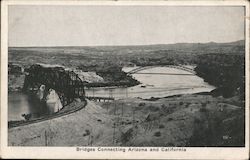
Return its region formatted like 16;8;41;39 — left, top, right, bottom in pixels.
1;0;249;159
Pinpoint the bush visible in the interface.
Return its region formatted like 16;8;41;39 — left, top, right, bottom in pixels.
149;106;160;112
200;107;207;112
159;124;165;129
83;129;90;136
121;128;134;143
168;117;173;121
165;142;175;147
154;131;161;137
202;103;207;107
194;118;201;123
139;102;146;106
186;102;191;108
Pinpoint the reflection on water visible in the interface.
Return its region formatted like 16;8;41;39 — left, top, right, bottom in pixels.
85;67;215;99
8;92;47;121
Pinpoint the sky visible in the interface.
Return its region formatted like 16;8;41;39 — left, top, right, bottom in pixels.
8;5;245;47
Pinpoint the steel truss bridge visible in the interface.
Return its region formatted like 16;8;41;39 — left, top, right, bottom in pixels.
23;64;85;106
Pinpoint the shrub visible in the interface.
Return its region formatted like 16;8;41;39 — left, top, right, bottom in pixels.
121;128;133;143
165;142;175;147
200;107;207;112
154;131;161;137
159;124;165;129
83;129;90;136
168;117;173;121
139;102;146;106
202;103;207;107
194;118;201;123
186;102;191;108
149;106;160;112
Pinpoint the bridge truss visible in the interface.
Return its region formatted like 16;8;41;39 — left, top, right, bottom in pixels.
23;64;85;106
127;65;196;75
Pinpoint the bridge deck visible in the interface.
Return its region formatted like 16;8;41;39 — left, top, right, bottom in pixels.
132;72;195;76
127;65;196;74
86;96;114;102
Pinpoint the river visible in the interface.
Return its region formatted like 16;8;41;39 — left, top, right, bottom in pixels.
8;66;215;121
85;66;215;99
8;92;47;121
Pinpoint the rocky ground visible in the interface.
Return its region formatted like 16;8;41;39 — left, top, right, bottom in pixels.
8;94;244;147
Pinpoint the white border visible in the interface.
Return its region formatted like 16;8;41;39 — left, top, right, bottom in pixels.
1;0;249;159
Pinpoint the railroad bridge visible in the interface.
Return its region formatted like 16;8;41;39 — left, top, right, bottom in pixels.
127;65;196;75
23;64;85;106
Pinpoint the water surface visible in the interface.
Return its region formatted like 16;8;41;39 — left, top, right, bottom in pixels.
85;66;215;99
8;92;47;121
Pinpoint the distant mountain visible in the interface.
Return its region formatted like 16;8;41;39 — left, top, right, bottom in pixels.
88;40;245;55
9;40;245;55
148;40;245;54
79;40;244;50
8;40;245;68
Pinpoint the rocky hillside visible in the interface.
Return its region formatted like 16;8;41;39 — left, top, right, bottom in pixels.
9;95;244;147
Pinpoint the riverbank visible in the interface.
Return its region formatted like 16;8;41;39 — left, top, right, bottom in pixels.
8;94;244;146
84;79;140;88
78;64;140;88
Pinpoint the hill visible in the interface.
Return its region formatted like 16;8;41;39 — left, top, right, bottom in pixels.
9;40;245;55
8;40;245;68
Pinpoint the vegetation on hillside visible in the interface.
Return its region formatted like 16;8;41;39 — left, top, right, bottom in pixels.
78;63;140;87
195;53;245;100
